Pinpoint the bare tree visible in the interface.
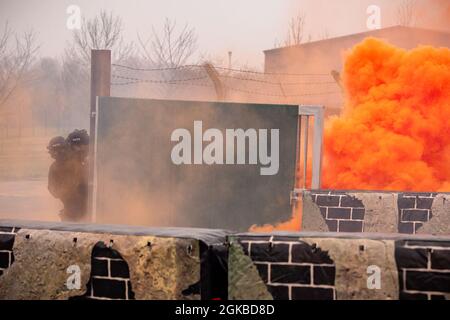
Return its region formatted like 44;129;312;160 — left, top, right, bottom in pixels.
62;10;135;127
318;29;331;41
62;10;135;130
284;13;306;46
273;12;308;48
396;0;419;26
138;18;198;68
0;22;39;108
66;10;134;67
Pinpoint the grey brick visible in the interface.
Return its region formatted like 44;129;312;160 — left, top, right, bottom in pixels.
313;266;335;285
328;208;351;220
398;222;414;234
402;209;429;222
405;271;450;292
431;250;450;270
92;278;127;299
270;265;311;284
267;285;289;300
91;258;108;277
316;195;340;206
398;197;416;209
417;197;434;209
250;243;289;263
110;260;130;278
351;208;365;220
325;219;338;232
0;234;14;251
0;251;10;268
340;196;364;208
338;220;363;232
395;247;428;269
291;243;334;264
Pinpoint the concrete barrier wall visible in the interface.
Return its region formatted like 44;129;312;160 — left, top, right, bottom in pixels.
229;233;450;300
302;190;450;235
1;220;449;300
0;220;228;300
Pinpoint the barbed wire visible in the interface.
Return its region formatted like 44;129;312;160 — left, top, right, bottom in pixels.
213;65;331;77
111;76;341;98
111;63;198;72
111;63;332;77
221;84;341;98
111;73;337;87
217;73;336;86
111;74;209;84
111;77;212;88
111;62;342;99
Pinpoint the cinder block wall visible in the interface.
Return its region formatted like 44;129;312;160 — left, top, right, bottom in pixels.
302;190;450;235
230;233;450;300
77;242;135;300
0;227;18;276
1;221;449;300
396;240;450;299
239;235;336;300
0;221;228;300
1;226;136;300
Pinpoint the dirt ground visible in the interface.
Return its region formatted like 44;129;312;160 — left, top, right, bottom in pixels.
0;179;60;222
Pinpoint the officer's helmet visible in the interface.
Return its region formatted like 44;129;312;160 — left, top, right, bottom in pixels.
47;136;67;158
67;129;89;147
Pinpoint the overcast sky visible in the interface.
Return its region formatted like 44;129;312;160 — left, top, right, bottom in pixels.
0;0;446;68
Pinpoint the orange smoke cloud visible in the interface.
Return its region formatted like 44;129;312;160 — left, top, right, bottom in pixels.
322;38;450;192
251;37;450;232
249;203;302;232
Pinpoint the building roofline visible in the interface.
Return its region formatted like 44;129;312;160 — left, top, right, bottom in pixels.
264;25;450;54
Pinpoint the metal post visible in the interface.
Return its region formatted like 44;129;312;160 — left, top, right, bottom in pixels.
297;105;324;190
302;115;309;189
311;107;324;189
295;115;302;186
87;50;111;221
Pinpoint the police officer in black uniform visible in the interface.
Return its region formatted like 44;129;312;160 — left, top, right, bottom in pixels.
47;136;69;203
47;129;89;222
